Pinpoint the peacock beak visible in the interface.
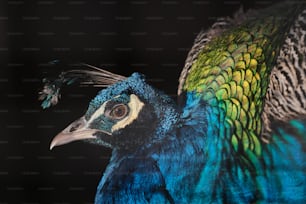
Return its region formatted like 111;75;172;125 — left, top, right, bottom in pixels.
50;116;100;150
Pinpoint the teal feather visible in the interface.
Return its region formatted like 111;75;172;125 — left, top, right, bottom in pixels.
39;2;306;203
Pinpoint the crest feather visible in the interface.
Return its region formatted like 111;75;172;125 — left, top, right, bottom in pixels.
39;63;126;109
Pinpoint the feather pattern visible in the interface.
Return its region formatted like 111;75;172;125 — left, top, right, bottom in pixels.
262;8;306;140
40;1;306;203
39;64;125;108
178;7;256;96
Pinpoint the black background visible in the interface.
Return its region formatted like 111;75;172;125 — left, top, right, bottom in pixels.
1;0;280;203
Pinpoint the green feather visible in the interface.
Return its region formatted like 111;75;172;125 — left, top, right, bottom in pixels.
183;3;303;160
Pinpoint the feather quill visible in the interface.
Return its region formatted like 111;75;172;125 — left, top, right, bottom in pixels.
39;63;126;109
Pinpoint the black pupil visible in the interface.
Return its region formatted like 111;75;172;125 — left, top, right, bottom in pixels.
113;105;126;118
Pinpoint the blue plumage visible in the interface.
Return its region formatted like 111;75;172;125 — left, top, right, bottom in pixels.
40;2;306;203
42;72;306;203
92;77;207;203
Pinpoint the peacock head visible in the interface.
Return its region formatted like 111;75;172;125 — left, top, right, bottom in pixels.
49;72;178;151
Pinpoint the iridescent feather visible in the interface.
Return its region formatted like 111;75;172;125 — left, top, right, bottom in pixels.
39;2;306;203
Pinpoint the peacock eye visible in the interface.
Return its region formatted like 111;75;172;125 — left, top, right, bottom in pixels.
109;104;128;120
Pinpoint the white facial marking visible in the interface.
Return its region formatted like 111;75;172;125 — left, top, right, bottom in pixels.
111;94;144;132
87;101;108;124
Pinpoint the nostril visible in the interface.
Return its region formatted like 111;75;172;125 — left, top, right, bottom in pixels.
69;123;81;132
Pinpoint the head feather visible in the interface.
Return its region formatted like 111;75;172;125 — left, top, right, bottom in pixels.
38;63;126;109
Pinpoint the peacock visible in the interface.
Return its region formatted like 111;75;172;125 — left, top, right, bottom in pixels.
39;1;306;203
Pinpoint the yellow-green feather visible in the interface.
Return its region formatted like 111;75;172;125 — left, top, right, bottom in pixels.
183;4;302;159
